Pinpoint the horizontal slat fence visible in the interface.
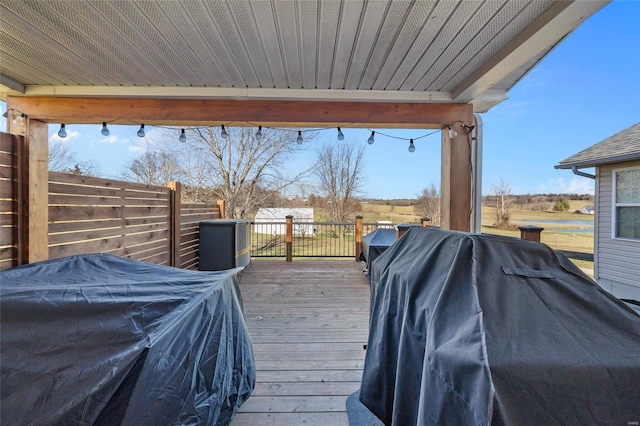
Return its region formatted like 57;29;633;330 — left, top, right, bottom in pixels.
0;133;21;270
179;203;221;270
48;174;221;268
48;172;172;264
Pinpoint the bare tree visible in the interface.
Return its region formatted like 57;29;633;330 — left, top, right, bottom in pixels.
414;182;441;225
492;177;513;228
185;126;312;218
314;142;366;222
48;140;75;172
120;150;182;185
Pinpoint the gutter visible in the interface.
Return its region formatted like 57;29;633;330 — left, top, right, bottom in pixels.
571;166;595;179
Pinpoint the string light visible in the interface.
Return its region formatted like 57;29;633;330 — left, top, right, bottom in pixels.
408;139;415;153
367;131;375;145
101;122;110;136
137;124;145;137
221;125;228;139
256;126;263;140
447;125;458;139
1;111;8;118
337;127;344;141
296;130;303;144
57;124;67;138
13;113;25;126
179;128;187;143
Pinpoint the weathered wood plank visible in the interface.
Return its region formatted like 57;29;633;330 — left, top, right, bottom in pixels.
232;261;369;425
232;412;348;426
252;381;360;397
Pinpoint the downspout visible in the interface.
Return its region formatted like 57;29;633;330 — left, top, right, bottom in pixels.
470;113;483;233
571;166;595;179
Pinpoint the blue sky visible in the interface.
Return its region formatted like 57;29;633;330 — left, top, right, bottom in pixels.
2;0;639;200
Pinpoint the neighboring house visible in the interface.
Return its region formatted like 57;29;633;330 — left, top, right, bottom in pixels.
254;208;314;236
579;205;595;215
556;122;640;300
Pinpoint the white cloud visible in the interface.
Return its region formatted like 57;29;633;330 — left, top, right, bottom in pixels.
101;134;130;144
537;176;595;195
128;145;145;154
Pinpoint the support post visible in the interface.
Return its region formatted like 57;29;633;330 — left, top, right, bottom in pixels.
355;215;363;261
217;199;226;219
285;215;293;262
167;181;181;267
518;225;544;243
9;115;49;264
420;217;431;227
441;120;472;231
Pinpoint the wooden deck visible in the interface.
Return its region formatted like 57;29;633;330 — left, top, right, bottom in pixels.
231;260;371;426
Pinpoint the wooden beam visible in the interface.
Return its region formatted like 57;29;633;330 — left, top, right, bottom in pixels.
6;96;472;128
441;121;471;232
20;119;49;263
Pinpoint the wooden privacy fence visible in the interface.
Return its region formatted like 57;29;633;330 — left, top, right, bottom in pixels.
48;174;221;268
0;133;22;270
0;133;221;272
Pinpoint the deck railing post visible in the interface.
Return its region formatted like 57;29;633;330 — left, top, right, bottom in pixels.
421;217;431;227
518;225;544;243
216;200;226;219
285;215;293;262
355;215;363;261
167;181;181;267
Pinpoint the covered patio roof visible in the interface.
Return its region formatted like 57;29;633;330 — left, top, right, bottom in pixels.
1;0;607;120
0;1;609;260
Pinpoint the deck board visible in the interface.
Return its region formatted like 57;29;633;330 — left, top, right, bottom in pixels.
232;260;370;425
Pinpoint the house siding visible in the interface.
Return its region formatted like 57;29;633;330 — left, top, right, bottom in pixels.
597;161;640;300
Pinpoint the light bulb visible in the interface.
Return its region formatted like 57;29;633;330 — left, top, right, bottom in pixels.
408;139;415;153
367;131;375;145
2;111;8;118
337;127;344;141
256;126;263;140
13;113;25;126
221;125;228;139
137;124;145;138
101;122;110;136
448;126;457;139
179;129;187;143
58;123;67;138
296;131;303;144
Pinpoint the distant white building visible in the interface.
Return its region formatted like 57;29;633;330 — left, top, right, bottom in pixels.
579;205;595;215
254;208;314;236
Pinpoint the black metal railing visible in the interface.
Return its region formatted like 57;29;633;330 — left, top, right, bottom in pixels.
251;221;356;258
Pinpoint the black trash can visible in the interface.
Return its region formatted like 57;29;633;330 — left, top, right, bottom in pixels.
199;220;251;271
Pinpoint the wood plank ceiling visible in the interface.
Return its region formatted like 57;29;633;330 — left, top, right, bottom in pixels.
0;0;608;121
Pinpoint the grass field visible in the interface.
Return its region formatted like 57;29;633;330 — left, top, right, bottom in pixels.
350;201;595;272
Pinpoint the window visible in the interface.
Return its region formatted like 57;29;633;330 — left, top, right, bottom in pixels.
613;167;640;240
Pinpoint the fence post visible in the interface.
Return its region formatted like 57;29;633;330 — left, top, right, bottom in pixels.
167;181;181;267
217;200;226;219
285;215;293;262
518;225;544;243
355;215;363;261
421;217;431;227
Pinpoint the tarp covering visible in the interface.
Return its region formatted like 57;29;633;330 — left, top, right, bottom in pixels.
0;253;255;426
360;227;640;425
360;228;397;267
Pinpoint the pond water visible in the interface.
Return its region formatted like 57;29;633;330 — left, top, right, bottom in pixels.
554;228;594;234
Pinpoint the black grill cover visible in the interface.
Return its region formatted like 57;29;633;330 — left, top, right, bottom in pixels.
0;254;255;425
361;227;640;425
360;228;397;267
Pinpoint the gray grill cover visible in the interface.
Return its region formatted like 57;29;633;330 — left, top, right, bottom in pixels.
1;253;255;425
360;228;397;267
361;227;640;425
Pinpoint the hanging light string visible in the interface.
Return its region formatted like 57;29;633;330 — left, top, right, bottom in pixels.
1;109;472;146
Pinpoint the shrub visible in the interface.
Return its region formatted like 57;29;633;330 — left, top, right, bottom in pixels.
553;199;571;212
